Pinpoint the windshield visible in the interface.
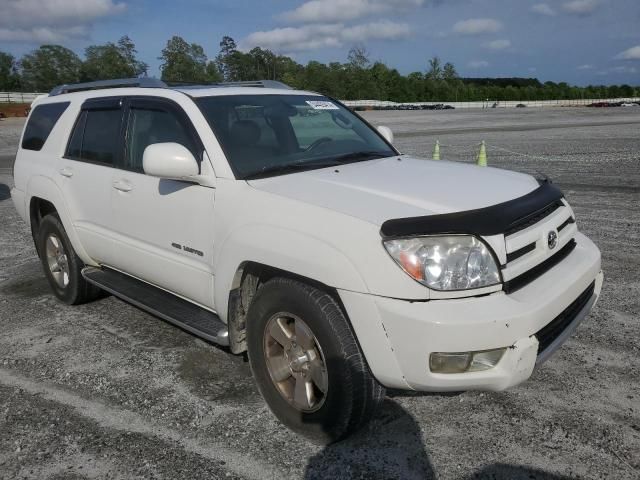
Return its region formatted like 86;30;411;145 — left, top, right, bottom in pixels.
196;94;395;179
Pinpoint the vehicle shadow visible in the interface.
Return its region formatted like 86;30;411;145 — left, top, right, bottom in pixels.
0;183;10;201
304;399;573;480
304;400;436;480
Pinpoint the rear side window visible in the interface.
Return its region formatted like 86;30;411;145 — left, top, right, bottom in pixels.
66;102;123;166
21;102;70;151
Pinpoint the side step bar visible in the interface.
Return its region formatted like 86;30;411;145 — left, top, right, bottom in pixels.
82;267;229;346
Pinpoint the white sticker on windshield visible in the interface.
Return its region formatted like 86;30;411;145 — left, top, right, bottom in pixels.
306;100;339;110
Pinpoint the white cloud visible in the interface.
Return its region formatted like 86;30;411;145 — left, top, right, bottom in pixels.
484;39;511;50
615;45;640;60
597;65;638;75
577;64;594;70
0;0;126;43
562;0;599;15
281;0;424;23
0;26;88;43
244;21;411;52
531;3;556;16
468;60;489;69
453;18;502;35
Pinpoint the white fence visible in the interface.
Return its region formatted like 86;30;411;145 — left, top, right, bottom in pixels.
342;98;640;109
0;92;45;103
2;91;639;109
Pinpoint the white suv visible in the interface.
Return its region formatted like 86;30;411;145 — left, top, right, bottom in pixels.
11;78;603;443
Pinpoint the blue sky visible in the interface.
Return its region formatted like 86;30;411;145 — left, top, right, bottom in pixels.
1;0;639;85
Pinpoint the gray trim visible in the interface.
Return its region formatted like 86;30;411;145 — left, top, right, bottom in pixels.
176;80;292;90
50;78;292;97
50;78;167;96
81;267;229;347
535;292;597;366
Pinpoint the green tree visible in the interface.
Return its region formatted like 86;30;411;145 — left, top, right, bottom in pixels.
20;45;81;91
216;36;239;81
0;51;20;90
81;36;148;81
159;36;218;83
347;45;370;70
426;56;442;80
443;62;458;81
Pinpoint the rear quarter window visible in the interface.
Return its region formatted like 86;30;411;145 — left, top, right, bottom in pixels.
21;102;70;151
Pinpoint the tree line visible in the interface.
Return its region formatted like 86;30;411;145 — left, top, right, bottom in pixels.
1;35;637;102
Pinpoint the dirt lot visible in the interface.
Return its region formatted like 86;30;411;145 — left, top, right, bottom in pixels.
0;107;639;479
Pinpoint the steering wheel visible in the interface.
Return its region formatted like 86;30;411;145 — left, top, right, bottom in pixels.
305;137;332;152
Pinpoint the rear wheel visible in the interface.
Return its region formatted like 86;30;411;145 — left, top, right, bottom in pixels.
246;277;384;444
37;214;102;305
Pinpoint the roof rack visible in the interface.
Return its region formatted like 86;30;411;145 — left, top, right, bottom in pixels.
49;78;293;96
49;78;167;96
175;80;292;90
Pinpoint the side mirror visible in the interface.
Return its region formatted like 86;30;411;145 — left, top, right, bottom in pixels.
377;125;394;144
143;143;199;180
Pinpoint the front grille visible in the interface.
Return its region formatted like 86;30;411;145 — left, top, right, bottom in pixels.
503;240;577;293
535;281;595;353
557;217;575;232
506;242;536;263
504;200;564;236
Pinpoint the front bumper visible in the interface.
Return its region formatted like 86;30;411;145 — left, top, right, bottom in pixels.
340;232;603;391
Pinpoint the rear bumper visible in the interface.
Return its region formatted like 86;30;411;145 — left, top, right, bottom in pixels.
340;232;602;391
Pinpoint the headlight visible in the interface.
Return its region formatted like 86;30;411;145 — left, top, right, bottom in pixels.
383;235;501;291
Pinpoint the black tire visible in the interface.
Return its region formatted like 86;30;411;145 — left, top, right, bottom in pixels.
36;214;102;305
246;277;384;444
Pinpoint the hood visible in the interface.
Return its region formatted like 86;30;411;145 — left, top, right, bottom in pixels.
247;156;540;227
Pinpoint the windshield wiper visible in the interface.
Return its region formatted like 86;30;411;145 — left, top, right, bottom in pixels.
243;151;391;180
244;160;342;180
323;150;392;163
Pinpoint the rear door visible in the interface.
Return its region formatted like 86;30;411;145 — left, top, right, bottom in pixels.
59;97;124;265
108;97;216;309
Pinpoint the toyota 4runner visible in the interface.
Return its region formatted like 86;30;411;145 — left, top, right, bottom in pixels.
10;78;603;443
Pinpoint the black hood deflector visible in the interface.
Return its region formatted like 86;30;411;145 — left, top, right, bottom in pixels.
380;181;564;239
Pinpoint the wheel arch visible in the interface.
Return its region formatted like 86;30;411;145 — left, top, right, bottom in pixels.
26;175;93;264
225;260;348;354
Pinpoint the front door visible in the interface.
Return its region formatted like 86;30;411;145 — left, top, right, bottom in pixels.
108;97;216;310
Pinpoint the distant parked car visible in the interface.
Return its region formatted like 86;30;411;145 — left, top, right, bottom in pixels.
588;102;612;108
516;104;527;108
620;102;637;107
443;105;455;110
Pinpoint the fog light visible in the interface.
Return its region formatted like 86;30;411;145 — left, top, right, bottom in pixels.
430;348;506;374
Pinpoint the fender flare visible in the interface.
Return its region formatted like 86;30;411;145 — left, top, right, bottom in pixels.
213;224;368;322
26;175;95;265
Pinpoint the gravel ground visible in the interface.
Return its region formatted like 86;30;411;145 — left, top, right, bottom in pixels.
0;108;639;479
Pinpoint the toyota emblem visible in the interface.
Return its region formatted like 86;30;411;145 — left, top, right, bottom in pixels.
547;231;558;250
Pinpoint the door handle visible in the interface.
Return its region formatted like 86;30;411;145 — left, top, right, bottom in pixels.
59;168;73;178
112;180;133;192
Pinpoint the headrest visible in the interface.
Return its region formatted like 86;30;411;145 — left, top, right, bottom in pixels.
229;120;261;146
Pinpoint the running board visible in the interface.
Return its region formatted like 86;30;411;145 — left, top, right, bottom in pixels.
82;267;229;346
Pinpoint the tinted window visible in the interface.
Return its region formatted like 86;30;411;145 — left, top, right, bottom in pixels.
196;95;394;179
125;105;198;172
66;111;86;159
21;102;70;151
66;107;122;165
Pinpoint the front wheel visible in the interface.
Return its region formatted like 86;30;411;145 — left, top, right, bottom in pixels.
246;277;384;444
